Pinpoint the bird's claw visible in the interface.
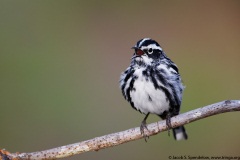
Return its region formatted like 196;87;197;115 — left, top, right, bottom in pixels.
166;114;172;136
140;120;150;142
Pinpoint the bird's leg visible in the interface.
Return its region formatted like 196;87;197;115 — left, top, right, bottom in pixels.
140;113;150;142
166;113;172;136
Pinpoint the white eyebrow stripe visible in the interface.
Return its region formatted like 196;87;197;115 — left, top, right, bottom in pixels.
138;38;151;47
141;44;162;50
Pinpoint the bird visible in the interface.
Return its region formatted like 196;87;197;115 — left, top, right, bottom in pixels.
120;38;188;141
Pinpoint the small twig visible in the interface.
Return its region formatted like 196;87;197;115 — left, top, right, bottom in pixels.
1;100;240;160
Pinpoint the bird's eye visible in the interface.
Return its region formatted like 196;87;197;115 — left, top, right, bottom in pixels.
148;48;153;54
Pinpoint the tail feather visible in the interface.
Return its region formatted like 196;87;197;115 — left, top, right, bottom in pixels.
173;126;188;140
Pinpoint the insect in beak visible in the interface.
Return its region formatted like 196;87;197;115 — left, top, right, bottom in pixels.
132;47;144;56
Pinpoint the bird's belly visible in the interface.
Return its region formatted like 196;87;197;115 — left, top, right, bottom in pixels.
130;78;170;115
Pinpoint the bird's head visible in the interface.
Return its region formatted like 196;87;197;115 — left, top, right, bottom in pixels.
131;38;163;66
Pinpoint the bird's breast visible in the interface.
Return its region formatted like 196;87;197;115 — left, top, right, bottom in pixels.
130;68;170;115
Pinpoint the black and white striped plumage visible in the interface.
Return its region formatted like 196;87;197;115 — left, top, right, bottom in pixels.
120;38;188;141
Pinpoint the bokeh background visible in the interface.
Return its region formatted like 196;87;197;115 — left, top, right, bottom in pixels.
0;0;240;159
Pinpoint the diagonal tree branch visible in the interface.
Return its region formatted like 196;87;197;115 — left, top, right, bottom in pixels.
1;100;240;160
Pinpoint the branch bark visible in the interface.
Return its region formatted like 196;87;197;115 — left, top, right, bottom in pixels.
1;100;240;160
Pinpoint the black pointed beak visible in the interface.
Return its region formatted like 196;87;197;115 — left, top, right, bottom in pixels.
131;46;138;49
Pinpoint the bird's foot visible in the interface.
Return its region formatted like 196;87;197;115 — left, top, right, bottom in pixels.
166;114;172;136
140;120;150;142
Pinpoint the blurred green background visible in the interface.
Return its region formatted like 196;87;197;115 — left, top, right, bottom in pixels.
0;0;240;159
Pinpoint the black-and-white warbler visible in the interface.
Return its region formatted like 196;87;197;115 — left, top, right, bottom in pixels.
120;38;188;141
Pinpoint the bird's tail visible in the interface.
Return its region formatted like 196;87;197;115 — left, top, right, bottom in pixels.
173;126;188;140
